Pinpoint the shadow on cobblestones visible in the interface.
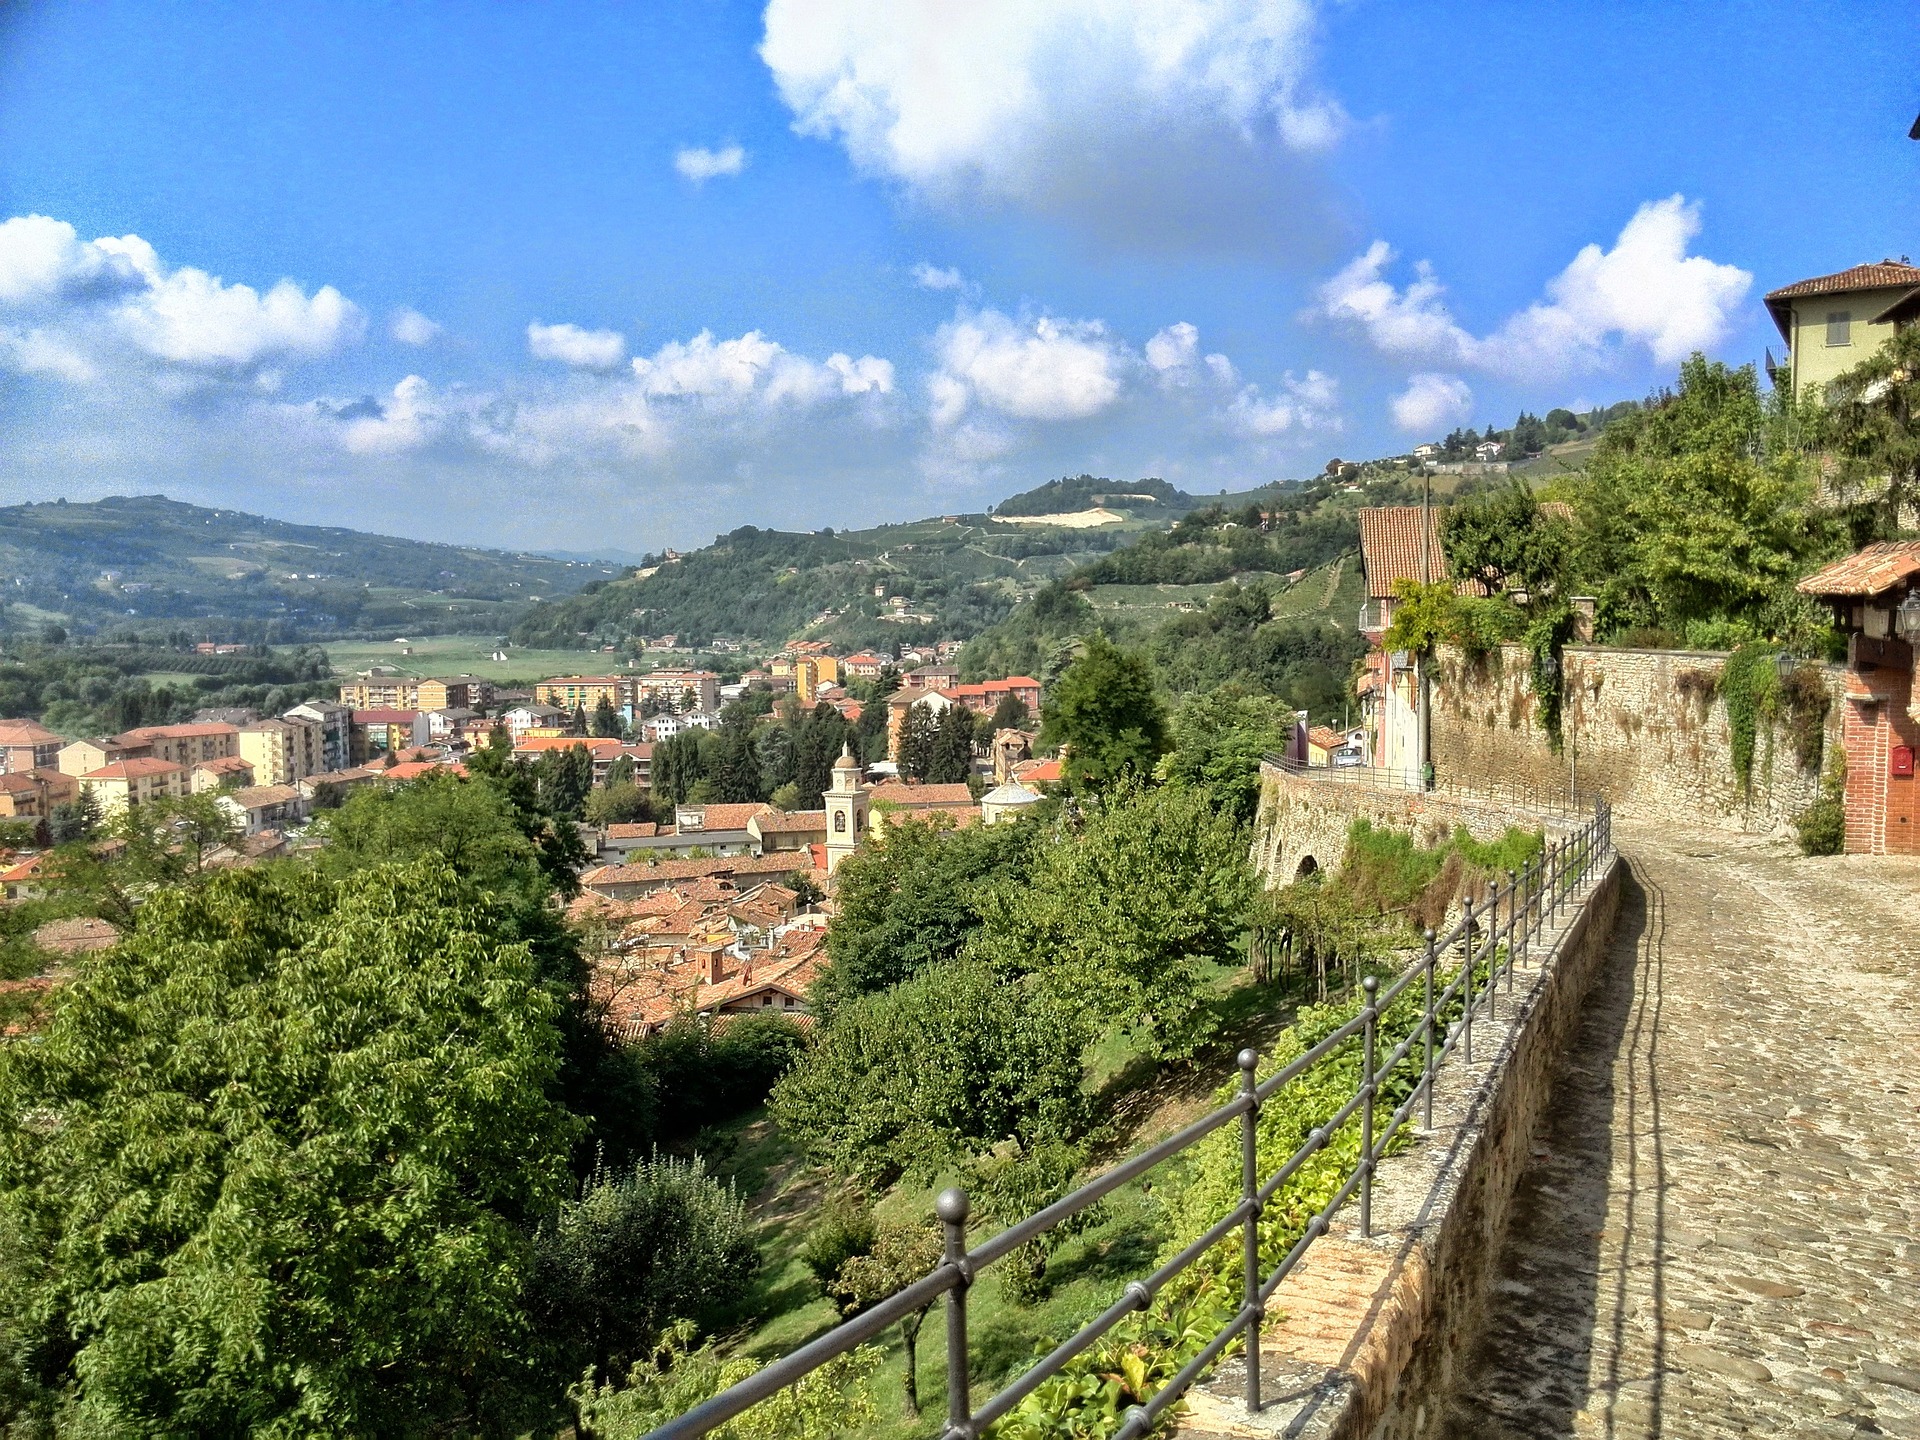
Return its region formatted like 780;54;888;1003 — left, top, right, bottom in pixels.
1440;863;1659;1438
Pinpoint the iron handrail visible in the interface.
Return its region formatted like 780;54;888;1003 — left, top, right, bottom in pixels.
644;798;1613;1440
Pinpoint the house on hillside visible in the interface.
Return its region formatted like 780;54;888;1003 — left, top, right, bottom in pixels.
1356;506;1488;785
1797;540;1920;855
1764;260;1920;402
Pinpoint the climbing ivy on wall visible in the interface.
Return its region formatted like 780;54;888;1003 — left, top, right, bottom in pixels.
1524;600;1576;751
1719;644;1781;794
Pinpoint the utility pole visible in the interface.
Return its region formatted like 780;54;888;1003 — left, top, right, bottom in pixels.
1418;467;1433;790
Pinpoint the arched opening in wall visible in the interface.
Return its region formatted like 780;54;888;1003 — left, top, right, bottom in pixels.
1295;855;1319;880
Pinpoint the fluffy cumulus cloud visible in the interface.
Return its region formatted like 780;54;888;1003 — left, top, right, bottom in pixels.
1389;372;1473;433
1227;368;1339;436
760;0;1343;250
1320;196;1752;378
674;145;748;182
389;307;440;346
0;213;362;382
527;320;628;370
929;311;1124;427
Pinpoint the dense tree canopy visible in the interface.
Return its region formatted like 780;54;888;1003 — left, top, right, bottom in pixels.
1039;634;1169;791
0;862;581;1436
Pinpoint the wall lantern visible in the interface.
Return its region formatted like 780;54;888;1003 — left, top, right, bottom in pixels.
1896;589;1920;640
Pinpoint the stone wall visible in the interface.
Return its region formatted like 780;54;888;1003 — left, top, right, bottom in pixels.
1431;644;1845;835
1176;850;1625;1440
1249;762;1573;886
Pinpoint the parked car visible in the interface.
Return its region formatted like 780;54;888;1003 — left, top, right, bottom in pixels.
1331;745;1367;768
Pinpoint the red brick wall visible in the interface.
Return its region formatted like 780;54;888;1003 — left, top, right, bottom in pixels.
1842;664;1919;855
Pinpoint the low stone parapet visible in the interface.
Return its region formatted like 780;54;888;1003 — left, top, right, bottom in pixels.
1177;850;1624;1438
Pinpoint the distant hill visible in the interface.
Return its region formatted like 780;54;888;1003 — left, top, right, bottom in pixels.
0;495;616;642
992;474;1198;518
507;475;1295;654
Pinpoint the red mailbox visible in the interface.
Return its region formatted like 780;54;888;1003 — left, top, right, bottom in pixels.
1894;746;1916;777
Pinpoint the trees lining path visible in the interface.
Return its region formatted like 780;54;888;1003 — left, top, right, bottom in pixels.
1439;825;1920;1438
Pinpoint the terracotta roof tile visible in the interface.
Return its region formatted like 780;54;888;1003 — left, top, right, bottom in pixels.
1796;541;1920;598
751;808;827;833
1357;507;1488;599
1764;262;1920;302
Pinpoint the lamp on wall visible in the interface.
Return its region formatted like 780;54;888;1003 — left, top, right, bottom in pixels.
1775;650;1799;684
1896;589;1920;640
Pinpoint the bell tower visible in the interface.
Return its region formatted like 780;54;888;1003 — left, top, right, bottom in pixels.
824;743;869;876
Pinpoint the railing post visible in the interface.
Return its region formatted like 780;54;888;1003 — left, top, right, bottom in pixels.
1461;896;1475;1064
937;1188;972;1438
1505;869;1519;996
1358;976;1378;1238
1422;928;1437;1130
1238;1049;1262;1413
1487;877;1502;1021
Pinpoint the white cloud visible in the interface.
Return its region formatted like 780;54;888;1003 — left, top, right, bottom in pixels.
674;145;748;182
1227;369;1339;436
0;213;362;378
528;320;628;370
912;262;965;292
337;375;442;454
390;307;440;346
1390;372;1473;433
760;0;1343;250
1145;321;1199;372
629;329;893;406
929;310;1124;426
1319;197;1752;378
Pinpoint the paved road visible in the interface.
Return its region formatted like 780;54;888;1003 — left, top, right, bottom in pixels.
1439;826;1920;1439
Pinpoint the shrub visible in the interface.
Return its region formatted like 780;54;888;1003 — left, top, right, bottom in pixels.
799;1194;877;1291
1795;755;1846;857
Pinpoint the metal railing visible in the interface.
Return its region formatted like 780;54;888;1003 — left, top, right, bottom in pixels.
647;801;1614;1440
1262;753;1597;818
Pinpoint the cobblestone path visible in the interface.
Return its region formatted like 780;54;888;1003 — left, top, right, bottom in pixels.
1439;826;1920;1439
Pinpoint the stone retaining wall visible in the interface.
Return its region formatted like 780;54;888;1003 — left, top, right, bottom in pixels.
1249;762;1573;886
1177;852;1624;1439
1431;644;1844;835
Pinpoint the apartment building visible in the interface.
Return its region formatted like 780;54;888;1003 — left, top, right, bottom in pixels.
0;719;63;774
80;757;187;813
534;676;632;714
0;768;77;818
283;701;353;772
238;717;323;787
633;669;721;714
115;722;241;768
337;675;494;711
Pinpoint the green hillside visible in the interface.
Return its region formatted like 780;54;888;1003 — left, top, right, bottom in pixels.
0;495;616;643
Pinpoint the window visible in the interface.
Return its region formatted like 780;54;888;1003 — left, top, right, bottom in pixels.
1826;311;1852;347
833;810;846;833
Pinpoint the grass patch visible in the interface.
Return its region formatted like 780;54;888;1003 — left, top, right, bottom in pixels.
308;634;628;684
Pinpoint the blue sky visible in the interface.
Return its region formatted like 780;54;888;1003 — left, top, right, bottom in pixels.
0;0;1914;553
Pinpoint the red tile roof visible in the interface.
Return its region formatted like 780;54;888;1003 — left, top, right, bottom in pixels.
605;822;660;839
582;852;816;891
382;761;466;781
1796;541;1920;598
1357;507;1486;599
679;802;770;832
1765;263;1920;342
82;757;184;781
750;808;827;833
0;719;61;746
118;722;238;742
512;736;624;757
870;780;975;807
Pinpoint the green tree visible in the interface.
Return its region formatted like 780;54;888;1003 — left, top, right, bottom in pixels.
1820;323;1920;540
814;814;1039;1013
896;702;938;782
1441;478;1571;608
527;1154;755;1380
1039;633;1169;791
0;861;580;1436
1571;356;1840;638
586;782;651;826
705;714;765;804
591;694;623;737
1157;687;1294;824
45;792;242;931
828;1221;943;1414
770;959;1090;1183
535;743;596;819
458;729;591;897
792;702;851;807
651;731;706;808
989;691;1031;732
971;781;1255;1059
928;703;978;784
